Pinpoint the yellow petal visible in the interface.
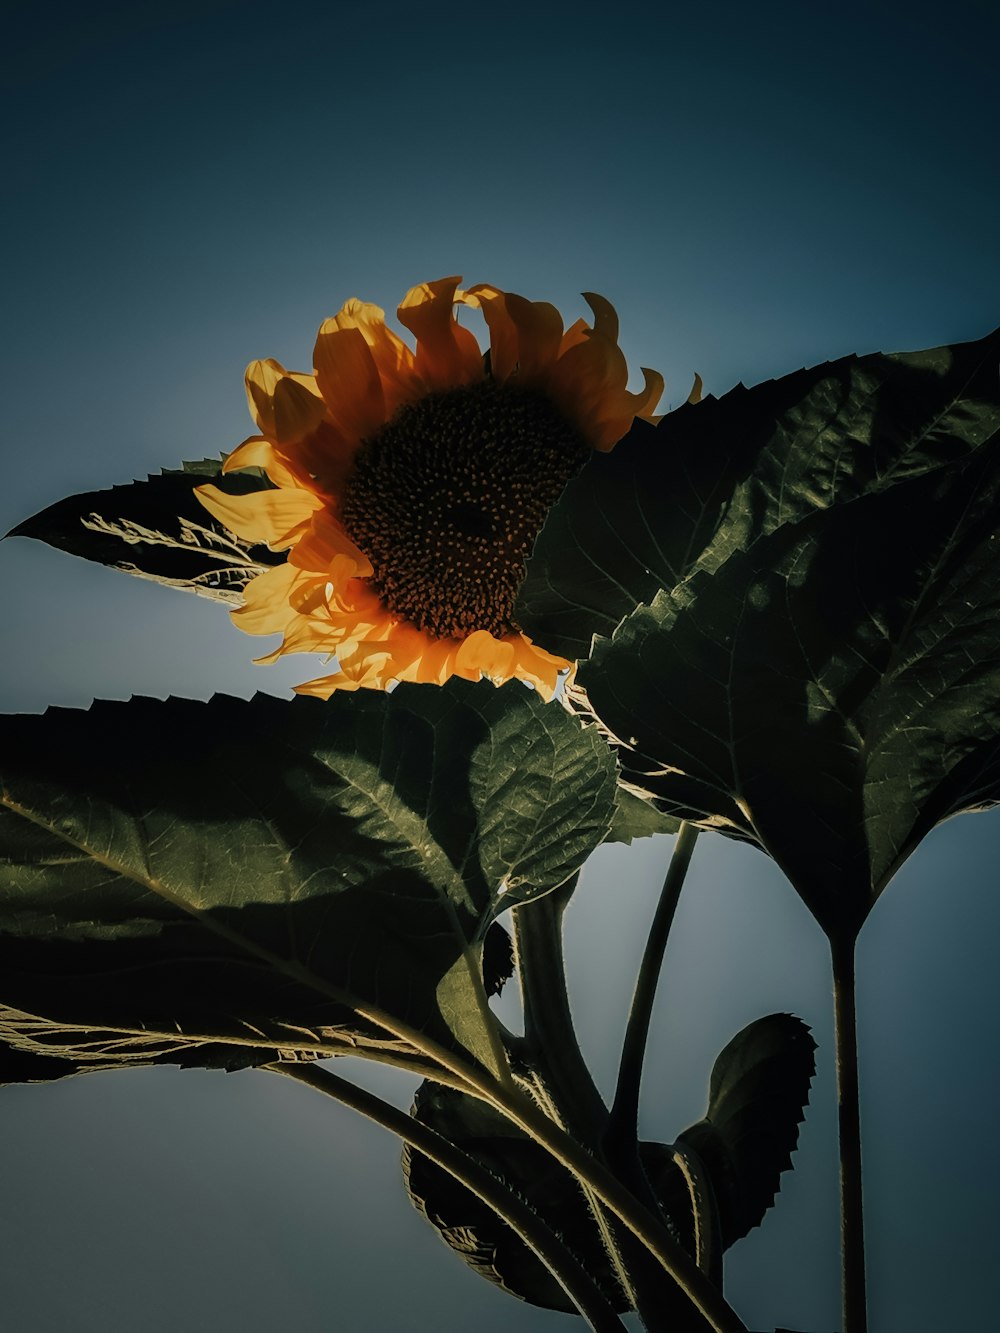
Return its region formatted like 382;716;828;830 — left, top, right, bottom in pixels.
454;630;517;681
290;512;373;581
326;298;421;415
397;276;484;390
687;372;704;405
245;359;326;447
313;323;386;444
222;435;303;490
195;483;322;549
231;563;304;635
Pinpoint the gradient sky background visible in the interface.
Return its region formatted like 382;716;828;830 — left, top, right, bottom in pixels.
2;2;999;1330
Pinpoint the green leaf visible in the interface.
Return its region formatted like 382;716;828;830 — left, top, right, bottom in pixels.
0;682;616;1084
606;785;681;845
7;457;284;603
675;1015;816;1248
403;1083;706;1325
517;328;1000;661
574;438;1000;938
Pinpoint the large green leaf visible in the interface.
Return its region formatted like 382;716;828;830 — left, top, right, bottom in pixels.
7;457;284;603
0;682;615;1083
574;440;1000;939
517;329;1000;660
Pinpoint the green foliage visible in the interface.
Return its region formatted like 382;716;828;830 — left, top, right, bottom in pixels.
8;457;282;603
518;329;1000;661
547;329;1000;939
0;682;616;1084
676;1015;816;1248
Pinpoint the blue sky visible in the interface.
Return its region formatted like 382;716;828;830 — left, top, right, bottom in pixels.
2;2;999;1329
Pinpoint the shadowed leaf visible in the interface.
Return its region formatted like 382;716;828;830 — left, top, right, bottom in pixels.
0;682;615;1084
676;1015;816;1247
518;328;1000;661
403;1082;705;1324
8;457;284;603
574;439;1000;938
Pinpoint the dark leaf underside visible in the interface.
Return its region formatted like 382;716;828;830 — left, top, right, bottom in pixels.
0;682;615;1084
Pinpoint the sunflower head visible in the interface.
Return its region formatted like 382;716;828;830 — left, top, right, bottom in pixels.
196;277;663;696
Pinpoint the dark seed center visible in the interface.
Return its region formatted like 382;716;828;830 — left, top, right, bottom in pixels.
338;378;590;641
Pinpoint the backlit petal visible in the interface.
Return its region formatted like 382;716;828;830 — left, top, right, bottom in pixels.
397;276;483;389
327;298;421;415
313;323;386;444
195;483;322;549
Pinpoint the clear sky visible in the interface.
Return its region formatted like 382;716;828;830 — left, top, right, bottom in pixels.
2;2;999;1329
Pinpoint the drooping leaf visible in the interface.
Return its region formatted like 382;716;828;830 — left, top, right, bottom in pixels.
675;1015;816;1248
574;436;1000;940
7;457;284;603
403;1082;705;1324
0;682;615;1084
518;328;1000;660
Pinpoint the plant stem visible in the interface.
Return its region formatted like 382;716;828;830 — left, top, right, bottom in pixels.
490;1081;747;1332
511;875;609;1142
831;932;868;1333
266;1060;629;1333
607;822;700;1157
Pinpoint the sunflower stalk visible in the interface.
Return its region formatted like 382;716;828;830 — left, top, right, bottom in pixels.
831;932;868;1333
264;1061;629;1332
511;888;641;1318
510;875;608;1144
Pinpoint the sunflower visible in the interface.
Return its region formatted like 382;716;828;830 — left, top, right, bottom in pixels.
196;276;663;696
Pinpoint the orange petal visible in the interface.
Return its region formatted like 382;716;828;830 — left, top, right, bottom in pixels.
231;563;304;635
195;483;322;549
290;511;373;581
503;294;564;383
454;630;517;682
628;367;666;420
326;298;421;416
222;435;303;490
397;276;484;390
465;285;518;381
510;634;572;697
245;359;326;447
313;323;386;444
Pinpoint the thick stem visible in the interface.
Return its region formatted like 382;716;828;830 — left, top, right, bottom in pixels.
607;823;700;1159
831;933;868;1333
266;1061;628;1333
511;875;608;1143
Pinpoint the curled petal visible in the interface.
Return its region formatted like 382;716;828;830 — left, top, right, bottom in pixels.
222;435;303;490
327;298;421;415
397;276;483;389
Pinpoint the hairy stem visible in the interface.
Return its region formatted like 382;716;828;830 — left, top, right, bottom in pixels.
266;1060;628;1333
831;933;868;1333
